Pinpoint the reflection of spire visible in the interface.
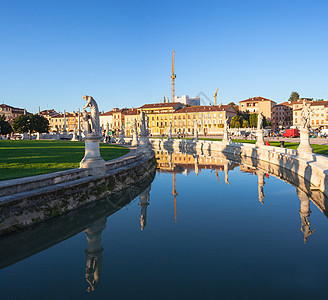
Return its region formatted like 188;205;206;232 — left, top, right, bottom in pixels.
257;169;265;204
215;169;220;183
84;217;107;292
139;186;151;230
224;160;230;186
297;188;316;244
172;172;178;223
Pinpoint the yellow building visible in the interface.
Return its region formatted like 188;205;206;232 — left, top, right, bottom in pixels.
239;97;276;123
139;102;184;136
49;111;81;132
172;105;237;136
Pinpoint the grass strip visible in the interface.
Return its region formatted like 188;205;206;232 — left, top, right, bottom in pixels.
0;140;129;181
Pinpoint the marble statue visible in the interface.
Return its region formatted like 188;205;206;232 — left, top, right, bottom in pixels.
131;119;138;146
83;95;100;136
82;110;92;135
301;99;312;129
136;111;152;154
224;117;229;131
80;95;106;175
140;111;148;135
120;122;125;135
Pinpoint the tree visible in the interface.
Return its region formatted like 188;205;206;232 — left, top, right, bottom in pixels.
249;113;258;128
242;119;249;128
228;102;239;112
0;115;13;135
288;91;300;102
12;114;49;139
230;115;241;128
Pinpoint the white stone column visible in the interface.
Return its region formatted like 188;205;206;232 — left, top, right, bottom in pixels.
297;128;313;158
80;135;106;176
256;129;265;147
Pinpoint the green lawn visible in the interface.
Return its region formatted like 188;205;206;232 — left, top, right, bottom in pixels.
0;140;129;181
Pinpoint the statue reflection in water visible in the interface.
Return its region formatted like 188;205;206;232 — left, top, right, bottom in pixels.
224;160;230;186
257;169;265;204
84;217;107;292
297;188;316;244
139;186;151;230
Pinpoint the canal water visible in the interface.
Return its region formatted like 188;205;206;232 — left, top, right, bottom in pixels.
1;150;328;299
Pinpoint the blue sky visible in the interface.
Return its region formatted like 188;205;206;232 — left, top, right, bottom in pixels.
1;0;327;113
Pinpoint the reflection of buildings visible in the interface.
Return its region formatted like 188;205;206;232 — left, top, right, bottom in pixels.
139;186;151;230
297;188;316;244
84;218;107;292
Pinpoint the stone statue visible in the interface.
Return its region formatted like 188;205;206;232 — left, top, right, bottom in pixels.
257;112;263;129
133;119;138;133
300;214;316;244
140;111;148;135
301;99;312;129
131;119;138;146
83;95;100;135
120;122;125;135
224;117;229;131
82;110;91;135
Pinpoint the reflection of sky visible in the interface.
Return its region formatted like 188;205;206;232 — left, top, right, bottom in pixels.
1;167;328;299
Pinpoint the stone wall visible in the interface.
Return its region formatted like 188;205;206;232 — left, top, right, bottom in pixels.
0;153;156;235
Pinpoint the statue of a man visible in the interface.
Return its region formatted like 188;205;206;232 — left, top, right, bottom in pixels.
301;99;312;129
133;119;138;133
83;95;100;135
140;111;147;134
257;112;263;129
120;122;125;135
224;117;229;131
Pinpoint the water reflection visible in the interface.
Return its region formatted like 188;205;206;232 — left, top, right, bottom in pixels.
84;218;106;292
139;186;151;230
1;147;328;297
298;189;316;244
154;148;328;245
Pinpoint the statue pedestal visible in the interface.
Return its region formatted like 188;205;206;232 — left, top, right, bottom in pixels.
297;128;313;158
80;135;106;176
131;132;138;146
256;129;265;147
137;133;152;155
221;130;229;145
